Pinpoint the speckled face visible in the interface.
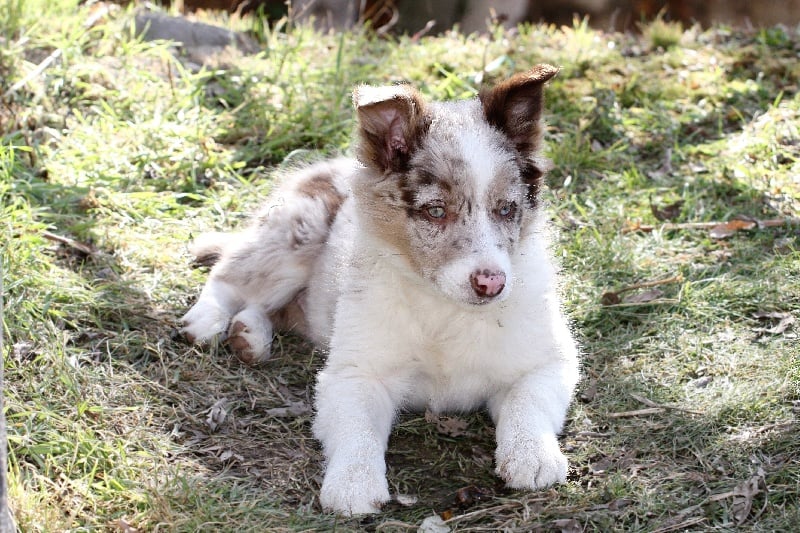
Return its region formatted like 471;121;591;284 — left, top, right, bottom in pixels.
352;66;557;305
395;101;530;304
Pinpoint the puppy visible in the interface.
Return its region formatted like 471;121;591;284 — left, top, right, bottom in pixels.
181;65;580;515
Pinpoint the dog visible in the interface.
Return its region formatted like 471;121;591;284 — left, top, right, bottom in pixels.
181;64;580;515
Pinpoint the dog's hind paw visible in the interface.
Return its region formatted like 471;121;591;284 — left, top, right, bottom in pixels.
226;307;273;365
496;433;568;490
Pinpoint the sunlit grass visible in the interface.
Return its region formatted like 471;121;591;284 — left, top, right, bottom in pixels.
1;1;798;530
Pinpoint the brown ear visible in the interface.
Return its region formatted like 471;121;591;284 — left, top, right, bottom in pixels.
480;64;559;205
353;84;428;172
480;64;558;154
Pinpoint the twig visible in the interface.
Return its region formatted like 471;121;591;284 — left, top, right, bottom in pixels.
572;430;612;440
630;393;704;415
651;516;706;533
601;275;682;305
3;48;62;98
3;6;109;98
41;230;96;256
616;276;682;294
623;217;799;234
607;407;664;418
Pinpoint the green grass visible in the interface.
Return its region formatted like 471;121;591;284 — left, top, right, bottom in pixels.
2;2;799;531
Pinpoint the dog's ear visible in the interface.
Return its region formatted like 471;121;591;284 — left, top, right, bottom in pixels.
480;64;559;205
354;84;428;172
480;64;558;154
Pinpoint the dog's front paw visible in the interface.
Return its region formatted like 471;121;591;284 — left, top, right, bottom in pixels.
320;459;390;515
180;300;230;345
496;433;568;490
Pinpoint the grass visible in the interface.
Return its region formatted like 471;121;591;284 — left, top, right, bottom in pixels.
2;2;799;531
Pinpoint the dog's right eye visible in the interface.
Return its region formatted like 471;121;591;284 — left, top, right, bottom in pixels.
425;205;446;219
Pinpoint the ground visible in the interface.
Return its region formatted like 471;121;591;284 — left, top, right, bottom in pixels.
1;2;798;531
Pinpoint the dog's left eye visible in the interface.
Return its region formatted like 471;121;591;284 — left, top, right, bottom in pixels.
497;201;516;218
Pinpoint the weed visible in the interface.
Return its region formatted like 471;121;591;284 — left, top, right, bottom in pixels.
641;11;684;50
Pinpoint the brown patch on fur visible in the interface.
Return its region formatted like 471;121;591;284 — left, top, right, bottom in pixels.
228;320;257;364
269;294;310;338
296;173;346;225
355;174;422;274
192;251;221;268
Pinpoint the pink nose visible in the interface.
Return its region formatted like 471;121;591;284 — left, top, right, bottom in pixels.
470;270;506;298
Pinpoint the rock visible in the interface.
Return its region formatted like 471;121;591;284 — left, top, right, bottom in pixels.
133;10;258;65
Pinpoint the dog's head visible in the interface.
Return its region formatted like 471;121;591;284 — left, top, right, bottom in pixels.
352;65;558;306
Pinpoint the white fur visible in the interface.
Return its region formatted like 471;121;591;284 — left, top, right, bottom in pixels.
308;205;579;514
182;71;579;516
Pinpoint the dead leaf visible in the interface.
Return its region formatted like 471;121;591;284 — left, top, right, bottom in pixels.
420;515;451;533
623;288;664;304
709;219;757;239
205;398;228;432
589;455;614;475
218;449;243;463
11;341;35;363
622;220;644;233
760;317;795;335
454;485;492;508
626;217;798;235
470;445;493;466
650;197;684;221
580;377;598;403
600;291;622;305
425;410;468;437
753;310;791;320
113;518;139;533
753;311;795;335
395;493;418;506
265;400;311;418
553;518;582;533
608;498;632;511
709;468;769;525
732;469;768;525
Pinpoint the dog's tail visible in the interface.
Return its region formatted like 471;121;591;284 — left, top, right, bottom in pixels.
188;232;229;267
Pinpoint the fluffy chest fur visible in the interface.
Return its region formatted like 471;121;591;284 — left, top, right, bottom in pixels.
308;197;564;413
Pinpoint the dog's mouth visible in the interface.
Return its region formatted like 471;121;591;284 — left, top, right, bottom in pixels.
470;296;498;306
463;289;510;307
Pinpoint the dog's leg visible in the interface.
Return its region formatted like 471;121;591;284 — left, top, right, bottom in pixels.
313;370;396;515
488;354;578;490
181;276;241;345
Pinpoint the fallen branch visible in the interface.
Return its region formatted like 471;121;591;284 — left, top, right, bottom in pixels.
41;230;96;256
601;275;682;306
623;217;799;236
607;407;664;418
630;393;704;415
3;49;62;99
3;6;109;98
